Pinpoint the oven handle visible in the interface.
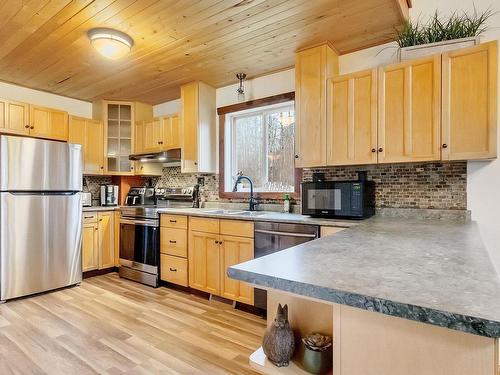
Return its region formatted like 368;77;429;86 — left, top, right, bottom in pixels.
254;229;317;239
120;218;159;227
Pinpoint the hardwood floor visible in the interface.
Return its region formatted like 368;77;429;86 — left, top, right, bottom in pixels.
0;273;266;374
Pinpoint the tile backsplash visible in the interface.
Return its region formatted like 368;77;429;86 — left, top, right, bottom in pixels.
85;161;467;211
83;176;112;206
303;162;467;210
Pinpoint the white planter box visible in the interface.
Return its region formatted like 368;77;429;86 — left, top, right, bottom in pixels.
399;37;480;61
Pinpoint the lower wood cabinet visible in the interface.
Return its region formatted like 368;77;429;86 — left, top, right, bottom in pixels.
161;254;188;287
160;215;189;286
188;230;220;294
82;211;115;272
187;217;255;304
220;235;254;305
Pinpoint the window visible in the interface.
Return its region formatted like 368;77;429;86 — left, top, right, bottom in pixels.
223;101;295;193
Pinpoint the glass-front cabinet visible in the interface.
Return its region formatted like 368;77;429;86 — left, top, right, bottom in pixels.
106;102;133;173
93;100;153;175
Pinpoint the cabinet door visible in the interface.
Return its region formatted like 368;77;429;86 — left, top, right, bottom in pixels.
30;105;68;141
327;70;378;166
114;211;120;267
162;115;180;150
85;119;104;174
98;212;115;269
181;82;199;172
220;235;254;305
378;55;441;163
143;119;162;152
442;41;497;160
82;223;99;271
0;99;30;135
295;44;338;167
188;230;220;294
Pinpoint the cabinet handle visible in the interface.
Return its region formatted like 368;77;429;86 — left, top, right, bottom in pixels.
100;166;104;169
25;125;30;129
378;147;383;152
371;148;376;153
169;219;177;223
169;267;177;272
30;126;34;130
215;240;219;244
169;240;177;244
84;216;94;219
94;227;98;231
194;162;198;165
442;144;448;149
99;218;103;221
294;154;299;159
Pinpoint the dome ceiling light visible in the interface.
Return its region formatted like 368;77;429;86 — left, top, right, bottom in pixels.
87;28;133;60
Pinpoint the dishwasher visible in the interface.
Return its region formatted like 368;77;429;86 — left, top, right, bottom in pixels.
254;221;319;310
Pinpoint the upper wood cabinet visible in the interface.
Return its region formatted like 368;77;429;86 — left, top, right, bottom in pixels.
135;114;180;154
29;105;68;141
93;100;153;175
180;81;216;173
69;115;104;175
378;55;441;163
0;99;30;135
327;69;378;165
162;114;180;150
142;118;162;153
442;41;498;160
295;43;339;168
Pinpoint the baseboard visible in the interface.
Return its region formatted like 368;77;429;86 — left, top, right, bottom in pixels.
83;267;118;279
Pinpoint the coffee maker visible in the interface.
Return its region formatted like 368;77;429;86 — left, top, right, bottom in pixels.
100;185;119;206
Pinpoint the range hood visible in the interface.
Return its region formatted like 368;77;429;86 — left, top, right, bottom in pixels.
129;148;181;166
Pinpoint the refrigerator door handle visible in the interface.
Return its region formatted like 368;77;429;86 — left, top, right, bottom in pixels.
7;191;80;196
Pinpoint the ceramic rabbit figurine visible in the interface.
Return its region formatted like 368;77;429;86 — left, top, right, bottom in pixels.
262;304;295;367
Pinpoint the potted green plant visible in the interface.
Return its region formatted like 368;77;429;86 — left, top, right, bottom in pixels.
397;8;493;61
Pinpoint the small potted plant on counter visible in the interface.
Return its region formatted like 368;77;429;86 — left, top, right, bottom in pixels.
396;7;493;61
301;332;333;374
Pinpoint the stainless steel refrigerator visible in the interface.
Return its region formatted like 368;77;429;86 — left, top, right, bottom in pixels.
0;135;83;301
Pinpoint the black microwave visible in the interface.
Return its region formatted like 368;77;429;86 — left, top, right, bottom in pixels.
301;179;375;219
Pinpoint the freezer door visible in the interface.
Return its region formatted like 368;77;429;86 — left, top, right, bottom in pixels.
0;135;82;191
0;192;82;300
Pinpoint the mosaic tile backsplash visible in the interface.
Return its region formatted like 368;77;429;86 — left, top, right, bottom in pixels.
85;161;467;211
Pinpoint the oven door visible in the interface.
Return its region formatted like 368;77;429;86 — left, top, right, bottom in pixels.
119;217;159;275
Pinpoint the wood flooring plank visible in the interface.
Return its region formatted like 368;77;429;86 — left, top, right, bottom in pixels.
0;273;265;375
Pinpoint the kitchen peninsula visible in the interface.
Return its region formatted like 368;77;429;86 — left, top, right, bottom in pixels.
229;216;500;375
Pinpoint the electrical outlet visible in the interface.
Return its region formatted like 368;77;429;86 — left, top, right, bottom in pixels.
415;167;424;172
197;177;205;186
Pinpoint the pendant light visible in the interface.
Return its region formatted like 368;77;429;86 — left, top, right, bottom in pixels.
236;73;247;102
87;28;134;60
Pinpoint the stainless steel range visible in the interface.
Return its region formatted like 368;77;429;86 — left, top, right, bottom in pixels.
118;186;198;287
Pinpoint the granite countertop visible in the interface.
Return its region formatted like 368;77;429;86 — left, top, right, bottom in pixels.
228;216;500;338
156;207;356;227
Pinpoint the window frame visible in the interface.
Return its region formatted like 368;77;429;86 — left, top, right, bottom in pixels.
218;92;301;200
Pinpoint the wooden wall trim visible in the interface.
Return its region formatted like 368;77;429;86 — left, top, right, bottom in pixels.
218;92;301;201
217;92;295;115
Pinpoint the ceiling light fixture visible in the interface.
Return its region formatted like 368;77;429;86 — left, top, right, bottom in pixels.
236;73;247;102
87;28;133;60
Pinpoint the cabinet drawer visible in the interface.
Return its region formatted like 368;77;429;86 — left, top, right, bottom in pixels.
160;255;188;287
161;214;188;229
160;227;188;257
82;212;97;223
189;217;219;234
220;219;254;238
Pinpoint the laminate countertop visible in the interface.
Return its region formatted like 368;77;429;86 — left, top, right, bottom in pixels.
228;216;500;338
82;206;119;212
156;207;356;228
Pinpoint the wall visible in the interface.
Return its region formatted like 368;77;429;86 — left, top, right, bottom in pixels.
0;81;92;118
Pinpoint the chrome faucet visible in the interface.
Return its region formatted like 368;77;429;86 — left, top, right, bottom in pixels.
232;175;257;211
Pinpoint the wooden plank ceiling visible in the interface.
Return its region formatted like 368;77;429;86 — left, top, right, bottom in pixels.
0;0;408;104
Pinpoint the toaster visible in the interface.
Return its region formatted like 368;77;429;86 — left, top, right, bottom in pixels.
81;192;92;207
